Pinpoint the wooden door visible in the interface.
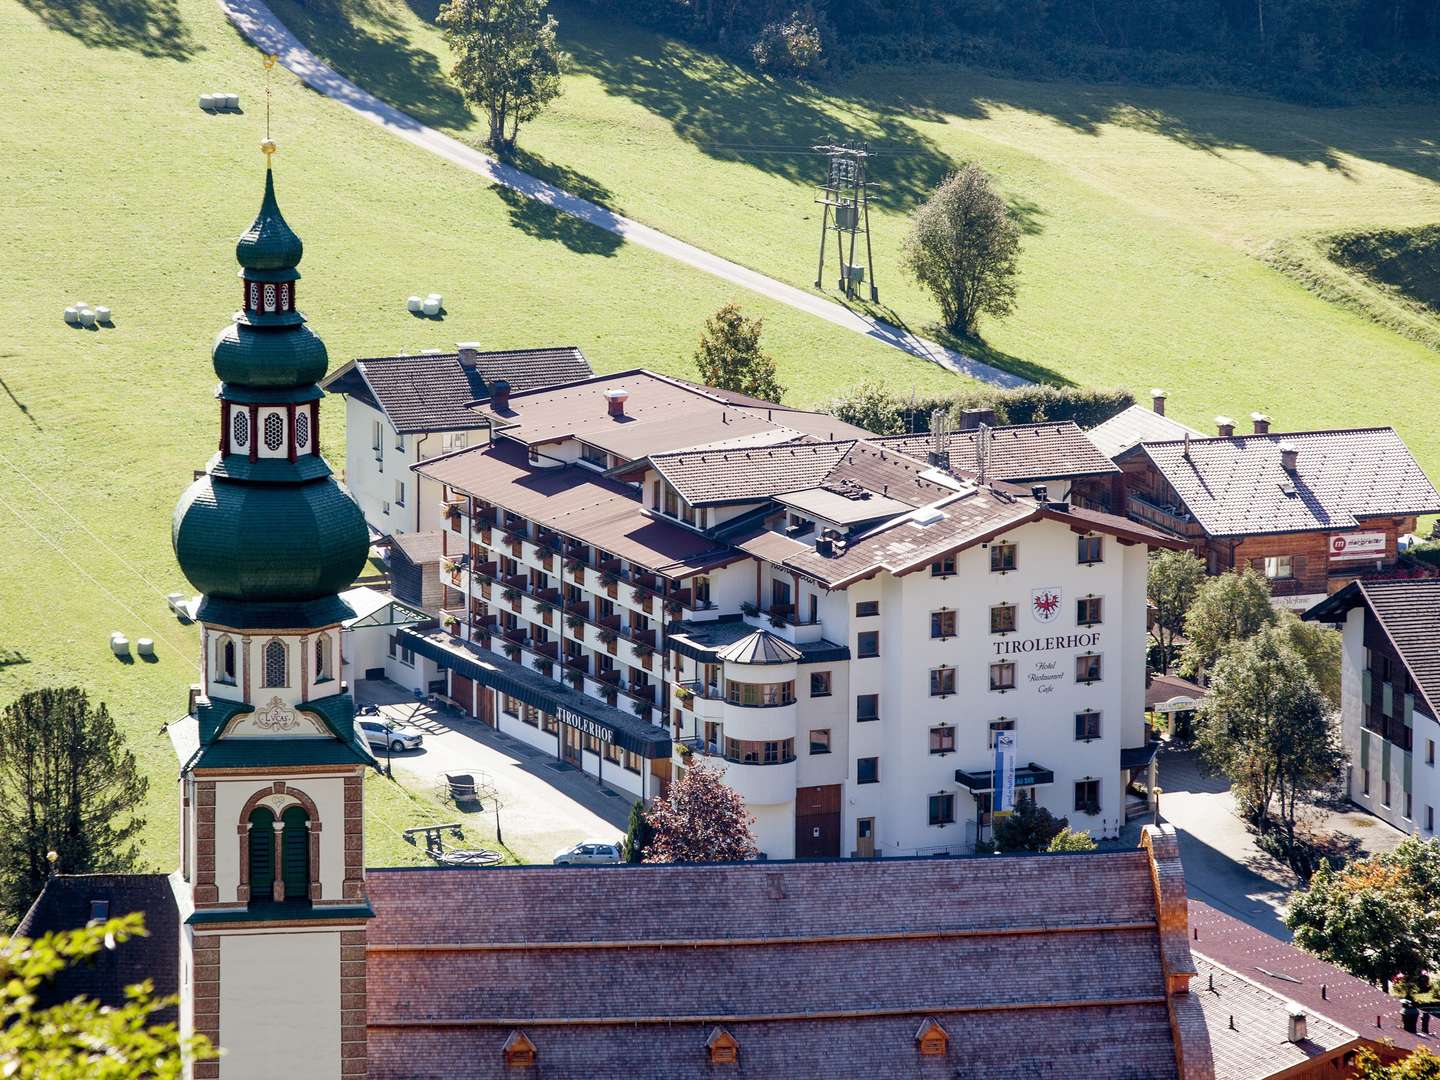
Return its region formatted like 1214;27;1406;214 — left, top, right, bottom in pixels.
795;783;842;859
856;817;875;858
561;724;582;766
451;673;475;717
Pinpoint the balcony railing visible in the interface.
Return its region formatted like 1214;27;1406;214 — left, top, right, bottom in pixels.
1127;494;1203;539
678;678;721;699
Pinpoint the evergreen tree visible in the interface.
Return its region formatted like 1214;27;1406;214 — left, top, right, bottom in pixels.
694;302;786;403
0;688;148;918
992;799;1067;852
622;799;653;863
642;762;758;863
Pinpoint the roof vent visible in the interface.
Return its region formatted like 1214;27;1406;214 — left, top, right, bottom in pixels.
1287;1003;1308;1044
915;1017;949;1057
706;1027;739;1065
1251;411;1271;435
1216;416;1236;438
814;535;834;557
605;387;629;418
911;507;945;527
502;1029;537;1067
1151;389;1167;416
1279;441;1299;474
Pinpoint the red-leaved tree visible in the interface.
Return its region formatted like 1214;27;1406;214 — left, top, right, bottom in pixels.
643;762;759;863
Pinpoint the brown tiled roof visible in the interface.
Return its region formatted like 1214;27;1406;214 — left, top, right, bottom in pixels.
650;440;959;509
365;850;1191;1080
413;441;733;576
1122;429;1440;538
1189;900;1435;1059
13;873;179;1018
1306;579;1440;720
470;370;851;461
870;422;1122;482
321;347;591;434
1087;405;1203;459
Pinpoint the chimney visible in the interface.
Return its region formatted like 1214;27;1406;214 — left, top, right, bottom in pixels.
1287;1004;1308;1044
1215;416;1235;438
457;341;481;369
1403;1001;1421;1034
1251;411;1271;435
1031;484;1048;503
605;387;629;419
958;408;997;432
1151;389;1167;416
489;378;511;412
1279;440;1299;474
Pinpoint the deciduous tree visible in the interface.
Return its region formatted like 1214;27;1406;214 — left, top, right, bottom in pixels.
437;0;567;152
1147;549;1206;675
902;164;1020;337
1180;567;1276;679
694;302;786;402
1195;629;1342;859
1356;1046;1440;1079
1276;608;1342;711
1046;827;1097;852
0;688;148;919
1285;837;1440;989
642;761;759;863
0;913;216;1077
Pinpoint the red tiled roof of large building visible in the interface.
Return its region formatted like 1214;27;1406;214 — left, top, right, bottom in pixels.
1118;428;1440;538
364;835;1209;1080
871;422;1122;482
322;347;593;434
468;369;870;460
413;440;733;576
1188;899;1437;1077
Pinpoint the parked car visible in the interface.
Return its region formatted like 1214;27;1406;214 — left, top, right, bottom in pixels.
359;718;424;753
553;841;622;866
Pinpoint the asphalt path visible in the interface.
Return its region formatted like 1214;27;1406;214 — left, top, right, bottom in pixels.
219;0;1026;388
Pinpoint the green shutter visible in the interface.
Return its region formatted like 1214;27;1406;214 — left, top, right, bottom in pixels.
1384;682;1394;718
281;806;309;901
1361;729;1370;769
1405;749;1414;794
1405;693;1415;729
1363;668;1372;703
1383;737;1392;778
248;808;275;902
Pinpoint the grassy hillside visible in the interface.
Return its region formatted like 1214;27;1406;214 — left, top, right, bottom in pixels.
271;0;1440;470
0;0;950;873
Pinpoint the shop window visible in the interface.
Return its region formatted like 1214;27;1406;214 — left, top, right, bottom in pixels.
857;757;879;784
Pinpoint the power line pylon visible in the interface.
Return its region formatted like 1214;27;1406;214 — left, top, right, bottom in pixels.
813;142;878;302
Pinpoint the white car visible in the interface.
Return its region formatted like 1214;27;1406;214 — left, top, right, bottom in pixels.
358;718;424;753
553;841;622;866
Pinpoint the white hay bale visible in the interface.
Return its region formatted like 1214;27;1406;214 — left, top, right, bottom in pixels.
406;295;422;313
137;638;155;658
64;307;79;324
95;306;112;324
422;297;440;316
78;308;97;327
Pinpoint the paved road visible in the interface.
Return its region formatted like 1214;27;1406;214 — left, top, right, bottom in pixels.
218;0;1025;388
1158;748;1405;939
357;682;628;865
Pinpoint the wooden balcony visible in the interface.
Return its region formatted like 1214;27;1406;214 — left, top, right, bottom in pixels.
1127;494;1204;540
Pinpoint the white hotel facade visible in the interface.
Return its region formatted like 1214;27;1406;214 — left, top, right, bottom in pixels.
348;369;1171;860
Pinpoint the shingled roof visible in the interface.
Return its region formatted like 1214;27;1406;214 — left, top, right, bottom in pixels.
870;422;1121;482
321;347;592;434
364;828;1210;1080
1119;428;1440;538
14;873;180;1018
1306;579;1440;719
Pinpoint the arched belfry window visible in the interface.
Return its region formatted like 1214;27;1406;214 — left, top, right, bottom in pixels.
280;806;310;902
216;636;236;685
232;411;249;450
314;634;333;683
248;807;276;903
262;639;287;688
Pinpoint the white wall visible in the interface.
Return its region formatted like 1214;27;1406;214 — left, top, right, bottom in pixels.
217;930;342;1080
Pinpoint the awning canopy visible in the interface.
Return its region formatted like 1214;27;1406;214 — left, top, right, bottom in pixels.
399;628;671;758
1120;743;1161;771
953;763;1055;794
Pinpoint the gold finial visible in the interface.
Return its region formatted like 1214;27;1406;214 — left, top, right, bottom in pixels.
263;53;277;70
261;138;278;164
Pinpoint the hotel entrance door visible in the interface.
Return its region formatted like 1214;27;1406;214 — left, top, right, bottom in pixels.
561;723;583;767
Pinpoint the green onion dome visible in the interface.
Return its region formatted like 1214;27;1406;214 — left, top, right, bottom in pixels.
211;321;328;386
235;168;303;271
172;474;368;602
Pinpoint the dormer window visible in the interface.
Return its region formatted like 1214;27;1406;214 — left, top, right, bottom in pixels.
915;1017;949;1057
705;1027;739;1065
502;1030;537;1067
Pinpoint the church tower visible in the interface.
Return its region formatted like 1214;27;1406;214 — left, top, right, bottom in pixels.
172;145;373;1080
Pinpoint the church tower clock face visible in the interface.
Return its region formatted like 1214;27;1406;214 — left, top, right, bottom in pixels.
171;147;374;1080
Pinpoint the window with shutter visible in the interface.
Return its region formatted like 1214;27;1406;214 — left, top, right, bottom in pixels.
248;808;275;903
281;806;310;902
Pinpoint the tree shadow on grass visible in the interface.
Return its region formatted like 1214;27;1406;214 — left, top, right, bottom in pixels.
267;0;471;129
494;186;622;257
925;325;1074;386
17;0;197;59
507;148;620;212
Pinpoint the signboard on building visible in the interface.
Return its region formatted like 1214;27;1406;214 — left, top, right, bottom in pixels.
1328;532;1387;561
993;732;1016;812
557;706;613;744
